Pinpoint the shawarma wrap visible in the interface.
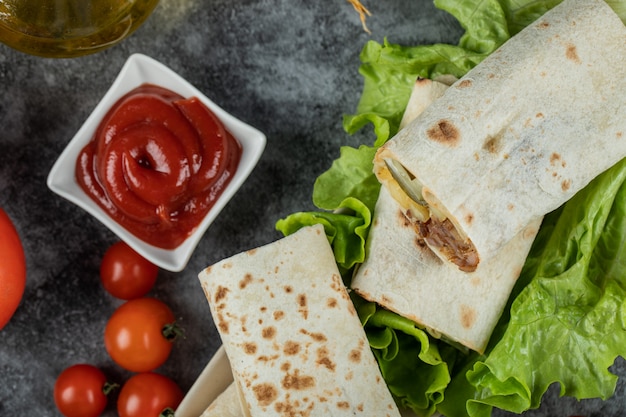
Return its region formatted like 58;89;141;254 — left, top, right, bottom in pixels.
198;224;401;417
352;186;541;353
374;0;626;272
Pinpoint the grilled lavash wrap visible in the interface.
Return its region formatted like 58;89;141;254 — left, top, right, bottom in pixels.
352;76;540;353
374;0;626;272
198;224;401;417
352;186;541;353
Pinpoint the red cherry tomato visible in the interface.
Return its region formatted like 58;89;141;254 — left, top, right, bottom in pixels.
100;241;158;300
0;208;26;330
104;297;181;372
117;372;183;417
54;364;114;417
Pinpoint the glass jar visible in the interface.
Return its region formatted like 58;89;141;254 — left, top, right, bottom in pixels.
0;0;159;58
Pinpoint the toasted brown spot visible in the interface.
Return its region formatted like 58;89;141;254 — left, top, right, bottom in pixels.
327;298;338;308
281;362;291;372
299;329;327;342
297;294;308;319
337;401;350;410
239;273;253;289
284;285;293;293
457;79;472;88
460;305;477;329
565;43;581;64
283;340;300;355
273;310;285;320
349;348;362;363
550;152;561;166
257;354;279;362
617;132;623;138
465;213;474;225
316;347;336;372
538;21;550;28
470;277;481;287
508;203;515;211
247;248;258;256
536;112;544;118
262;326;276;339
426;120;460;146
561;179;571;192
221;262;233;269
217;313;229;334
357;403;364;411
483;134;503;154
243;342;257;354
253;383;278;406
214;286;229;303
282;370;315;390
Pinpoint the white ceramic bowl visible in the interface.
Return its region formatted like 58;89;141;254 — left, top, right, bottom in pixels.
47;53;266;272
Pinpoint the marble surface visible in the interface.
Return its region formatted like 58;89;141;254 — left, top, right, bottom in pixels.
0;0;623;415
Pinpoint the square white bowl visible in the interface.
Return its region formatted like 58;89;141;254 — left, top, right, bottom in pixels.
47;53;266;272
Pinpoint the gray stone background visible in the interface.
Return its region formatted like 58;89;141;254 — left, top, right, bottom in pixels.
0;0;623;415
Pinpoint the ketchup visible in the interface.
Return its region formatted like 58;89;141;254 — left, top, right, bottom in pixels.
76;84;242;249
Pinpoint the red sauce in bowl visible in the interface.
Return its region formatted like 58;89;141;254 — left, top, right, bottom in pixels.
76;83;242;249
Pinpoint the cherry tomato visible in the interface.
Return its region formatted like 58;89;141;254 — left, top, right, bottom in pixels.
100;241;158;300
0;208;26;330
117;372;183;417
54;364;115;417
104;297;181;372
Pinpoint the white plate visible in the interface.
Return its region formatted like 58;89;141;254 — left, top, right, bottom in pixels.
47;54;266;272
176;346;233;417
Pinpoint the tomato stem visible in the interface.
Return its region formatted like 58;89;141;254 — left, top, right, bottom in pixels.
162;322;185;342
103;381;120;396
160;407;176;417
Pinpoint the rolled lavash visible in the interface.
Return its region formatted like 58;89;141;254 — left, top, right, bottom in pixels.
351;186;541;353
374;0;626;271
198;224;401;417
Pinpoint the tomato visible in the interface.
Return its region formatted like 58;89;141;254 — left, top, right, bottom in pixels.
0;208;26;330
100;241;158;300
54;364;115;417
117;372;183;417
104;297;181;372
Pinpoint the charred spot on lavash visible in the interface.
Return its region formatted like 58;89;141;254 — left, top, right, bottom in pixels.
426;119;460;146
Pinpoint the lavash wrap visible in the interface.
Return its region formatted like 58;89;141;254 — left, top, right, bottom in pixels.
198;224;401;417
374;0;626;270
352;186;541;353
352;76;540;353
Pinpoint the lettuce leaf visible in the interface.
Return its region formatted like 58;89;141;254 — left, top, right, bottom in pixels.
466;159;626;416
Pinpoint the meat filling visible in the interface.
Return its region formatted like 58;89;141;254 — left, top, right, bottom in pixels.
418;217;479;272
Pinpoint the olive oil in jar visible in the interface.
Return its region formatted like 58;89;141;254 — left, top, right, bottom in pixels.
0;0;159;57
